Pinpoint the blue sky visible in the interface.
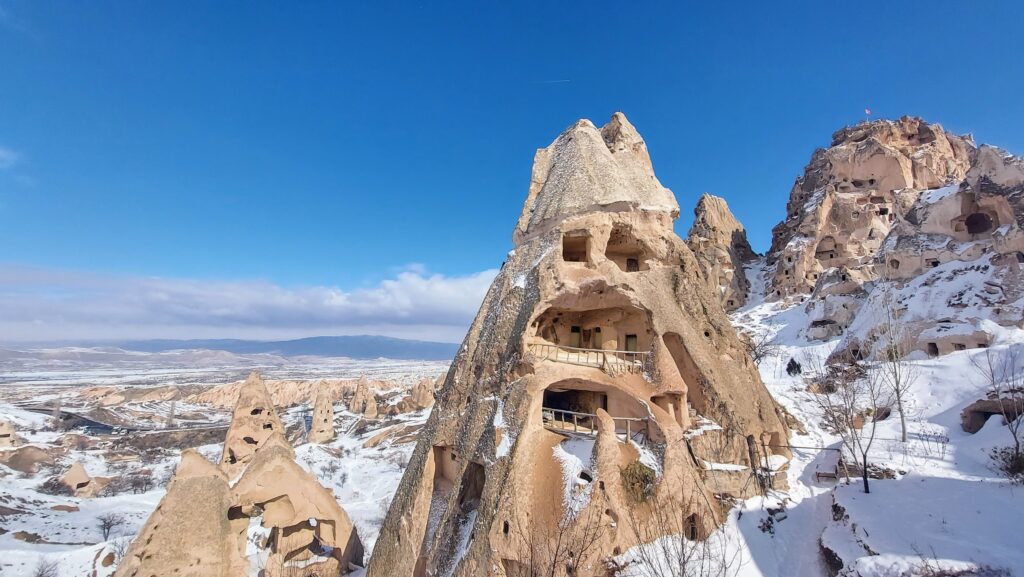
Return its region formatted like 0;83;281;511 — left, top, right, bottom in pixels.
1;1;1023;342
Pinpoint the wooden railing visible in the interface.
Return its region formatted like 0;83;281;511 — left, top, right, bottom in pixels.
541;407;648;442
527;343;649;375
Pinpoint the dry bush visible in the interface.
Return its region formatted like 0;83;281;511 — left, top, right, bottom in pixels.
621;462;656;503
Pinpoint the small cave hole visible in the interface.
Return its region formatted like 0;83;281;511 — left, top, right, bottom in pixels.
965;213;994;235
250;408;264;416
243;436;258;445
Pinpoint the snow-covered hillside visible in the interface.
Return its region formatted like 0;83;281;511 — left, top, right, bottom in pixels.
619;260;1024;576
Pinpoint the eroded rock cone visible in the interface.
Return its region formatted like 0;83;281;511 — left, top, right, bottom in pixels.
117;382;364;576
60;461;108;498
686;193;757;310
114;450;240;577
233;432;363;573
310;387;336;444
410;377;436;410
219;371;285;478
348;378;378;419
368;113;792;577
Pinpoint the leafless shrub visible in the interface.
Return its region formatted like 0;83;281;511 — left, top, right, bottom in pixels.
742;331;780;368
32;557;59;577
970;347;1024;481
803;353;892;493
623;491;743;577
98;512;127;540
506;491;605;577
37;476;73;496
908;544;1012;576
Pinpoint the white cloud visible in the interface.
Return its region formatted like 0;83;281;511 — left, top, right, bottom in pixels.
0;146;19;170
0;265;498;343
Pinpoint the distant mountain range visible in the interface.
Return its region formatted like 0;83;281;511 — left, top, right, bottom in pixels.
106;335;460;360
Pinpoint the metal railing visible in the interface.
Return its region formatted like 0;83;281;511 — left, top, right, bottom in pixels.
527;342;649;375
541;407;648;442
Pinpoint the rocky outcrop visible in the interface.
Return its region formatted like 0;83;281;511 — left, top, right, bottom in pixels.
310;387;335;444
0;419;22;449
347;378;378;419
766;117;973;310
60;461;109;498
686;193;757;310
116;374;364;577
367;113;791;577
219;372;286;478
757;116;1024;356
114;451;241;577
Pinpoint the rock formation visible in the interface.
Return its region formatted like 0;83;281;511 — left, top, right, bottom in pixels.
115;450;241;577
752;116;1023;356
310;387;336;444
0;419;22;448
115;373;364;577
219;371;286;478
347;378;378;419
765;117;974;338
686;193;757;310
409;377;436;410
232;434;364;574
367;113;791;577
60;461;109;497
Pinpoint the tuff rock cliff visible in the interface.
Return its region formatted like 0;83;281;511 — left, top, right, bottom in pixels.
686;193;757;311
367;113;792;577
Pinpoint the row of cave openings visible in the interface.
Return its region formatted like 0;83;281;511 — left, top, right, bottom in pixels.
562;224;651;272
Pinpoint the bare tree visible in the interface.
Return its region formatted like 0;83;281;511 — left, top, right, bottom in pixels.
871;287;919;443
165;401;177;429
622;490;743;577
49;397;64;432
98;512;127;540
804;353;891;493
741;330;779;368
32;558;59;577
507;491;605;577
970;347;1024;480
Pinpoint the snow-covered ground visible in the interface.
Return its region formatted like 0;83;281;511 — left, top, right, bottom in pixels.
618;260;1024;576
6;266;1024;576
0;359;435;577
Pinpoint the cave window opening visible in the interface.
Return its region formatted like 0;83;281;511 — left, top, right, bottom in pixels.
605;225;649;272
926;343;939;357
684;514;699;540
965;213;994;235
889;259;900;270
503;521;510;535
626;258;639;272
250;408;264;416
562;233;589;263
457;461;486;513
927;259;940;268
953;343;966;351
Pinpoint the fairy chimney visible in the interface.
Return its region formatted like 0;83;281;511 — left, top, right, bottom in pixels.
686;193;757;310
309;388;336;444
348;378;378;419
219;371;285;478
114;450;242;577
367;113;792;577
232;434;364;573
